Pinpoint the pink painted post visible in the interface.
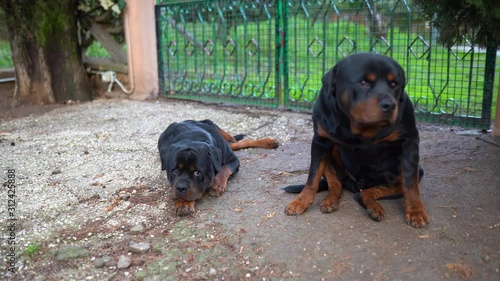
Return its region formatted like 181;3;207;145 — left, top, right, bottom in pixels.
124;0;159;100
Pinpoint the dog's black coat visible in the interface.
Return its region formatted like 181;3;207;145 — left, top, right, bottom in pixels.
283;53;429;227
284;53;422;195
158;119;241;201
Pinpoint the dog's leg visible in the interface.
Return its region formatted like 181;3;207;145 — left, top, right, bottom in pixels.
357;185;402;221
229;138;279;151
208;121;279;150
201;119;278;150
285;162;325;215
175;199;196;216
319;147;344;213
402;169;430;227
402;140;430;228
319;163;343;213
285;139;327;215
209;165;233;197
217;127;237;143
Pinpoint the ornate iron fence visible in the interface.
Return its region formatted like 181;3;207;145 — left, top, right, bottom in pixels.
156;0;497;129
155;0;280;107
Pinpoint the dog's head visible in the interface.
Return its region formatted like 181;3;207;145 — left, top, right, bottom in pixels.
159;141;222;201
322;53;406;136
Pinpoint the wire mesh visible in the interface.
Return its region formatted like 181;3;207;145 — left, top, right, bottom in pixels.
156;0;279;107
156;0;497;129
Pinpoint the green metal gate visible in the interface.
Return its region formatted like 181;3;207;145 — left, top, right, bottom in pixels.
156;0;497;129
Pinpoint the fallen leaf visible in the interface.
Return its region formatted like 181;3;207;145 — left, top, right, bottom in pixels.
96;133;107;139
446;261;473;281
105;197;121;212
461;166;478;173
266;212;276;219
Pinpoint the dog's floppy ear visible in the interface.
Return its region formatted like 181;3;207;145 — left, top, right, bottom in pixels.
399;66;407;102
207;145;222;172
388;58;406;102
321;64;339;96
159;144;181;171
159;145;170;171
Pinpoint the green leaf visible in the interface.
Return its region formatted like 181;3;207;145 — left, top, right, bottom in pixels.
118;0;126;11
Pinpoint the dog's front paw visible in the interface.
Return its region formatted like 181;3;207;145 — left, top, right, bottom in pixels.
285;195;313;215
175;200;195;216
356;191;385;221
405;207;430;228
367;206;385;221
404;199;430;228
209;174;228;197
319;194;339;213
209;186;225;197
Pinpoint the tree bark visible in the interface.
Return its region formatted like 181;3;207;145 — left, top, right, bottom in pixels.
0;0;92;104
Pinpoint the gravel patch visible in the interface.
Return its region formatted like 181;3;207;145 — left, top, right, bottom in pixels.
0;98;313;279
0;99;311;246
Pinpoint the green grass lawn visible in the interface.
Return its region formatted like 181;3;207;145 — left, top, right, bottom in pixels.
0;41;13;68
0;41;112;68
85;41;112;58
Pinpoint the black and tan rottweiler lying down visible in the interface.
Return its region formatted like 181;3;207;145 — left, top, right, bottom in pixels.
158;119;279;216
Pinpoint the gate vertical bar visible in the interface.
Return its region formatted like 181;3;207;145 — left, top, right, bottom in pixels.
155;5;165;94
275;0;283;105
282;0;289;107
481;42;496;128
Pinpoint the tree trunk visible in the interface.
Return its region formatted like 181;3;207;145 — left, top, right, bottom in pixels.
0;0;91;104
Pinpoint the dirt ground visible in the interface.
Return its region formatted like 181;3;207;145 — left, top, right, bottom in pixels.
0;82;499;281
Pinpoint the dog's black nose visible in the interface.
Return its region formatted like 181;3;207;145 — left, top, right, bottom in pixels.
176;182;188;193
379;98;396;113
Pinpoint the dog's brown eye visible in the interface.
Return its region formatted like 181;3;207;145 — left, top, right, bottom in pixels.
171;169;179;176
360;80;370;87
193;170;201;177
389;81;397;88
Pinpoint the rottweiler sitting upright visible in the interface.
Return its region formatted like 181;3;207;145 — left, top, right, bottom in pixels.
158;119;278;216
283;53;430;228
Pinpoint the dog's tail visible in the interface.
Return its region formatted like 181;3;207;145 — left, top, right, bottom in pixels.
233;134;245;141
282;178;329;193
283;177;357;193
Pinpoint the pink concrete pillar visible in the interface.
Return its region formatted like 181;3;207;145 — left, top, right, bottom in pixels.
124;0;159;100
